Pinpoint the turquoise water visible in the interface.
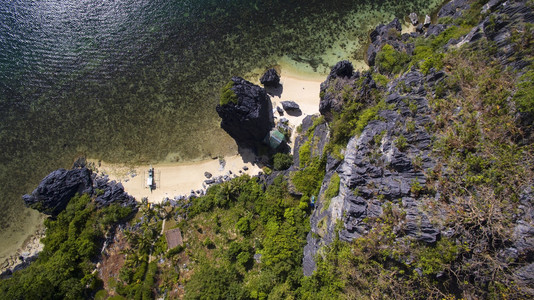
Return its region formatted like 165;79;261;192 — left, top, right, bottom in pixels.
0;0;443;262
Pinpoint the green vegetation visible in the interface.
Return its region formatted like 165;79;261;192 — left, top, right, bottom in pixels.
322;173;340;212
219;80;238;106
0;194;135;299
514;69;534;113
328;78;386;151
179;175;311;299
273;152;293;170
292;155;326;198
375;44;410;74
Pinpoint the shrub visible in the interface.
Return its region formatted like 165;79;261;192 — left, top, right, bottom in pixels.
220;80;238;105
273;153;293;170
236;216;252;236
322;173;340;212
514;70;534;113
395;135;408;151
298;141;311;168
375;44;410;74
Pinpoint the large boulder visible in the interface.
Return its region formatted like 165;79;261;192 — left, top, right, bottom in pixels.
281;101;300;112
216;77;273;148
259;68;280;87
327;60;354;80
23;168;93;216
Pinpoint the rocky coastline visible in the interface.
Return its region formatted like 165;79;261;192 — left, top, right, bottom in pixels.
3;0;534;297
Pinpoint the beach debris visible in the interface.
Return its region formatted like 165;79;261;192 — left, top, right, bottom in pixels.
259;68;280;87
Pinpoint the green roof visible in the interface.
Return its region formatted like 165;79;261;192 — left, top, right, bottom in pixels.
266;130;285;149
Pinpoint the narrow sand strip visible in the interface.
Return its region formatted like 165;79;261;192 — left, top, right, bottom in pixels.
92;154;261;204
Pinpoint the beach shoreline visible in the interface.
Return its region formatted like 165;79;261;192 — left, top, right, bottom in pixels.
0;63;330;274
93;66;327;203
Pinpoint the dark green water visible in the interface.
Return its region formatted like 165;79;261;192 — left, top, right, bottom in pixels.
0;0;443;262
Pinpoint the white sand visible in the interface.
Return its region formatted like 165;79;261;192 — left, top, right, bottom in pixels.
92;153;261;204
270;72;323;145
92;66;325;204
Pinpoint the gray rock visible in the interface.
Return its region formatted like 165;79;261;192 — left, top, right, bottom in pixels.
409;12;419;26
437;0;470;19
216;77;274;149
515;263;534;287
204;172;212;179
276;106;284;115
281;101;300;112
259;68;280;87
327;60;354;80
23;168;93;216
424;15;431;27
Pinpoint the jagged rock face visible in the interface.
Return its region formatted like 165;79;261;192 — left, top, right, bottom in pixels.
93;175;135;207
23;168;93;216
319;71;378;121
23;167;137;216
303;70;445;276
216;77;273;148
437;0;470;19
366;18;418;67
327;60;354;80
260;68;280;87
293;115;330;169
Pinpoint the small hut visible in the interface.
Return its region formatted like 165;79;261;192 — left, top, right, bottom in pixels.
265;129;285;149
165;228;183;249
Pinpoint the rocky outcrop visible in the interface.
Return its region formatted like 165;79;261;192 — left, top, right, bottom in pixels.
216;77;273;148
327;60;354;80
93;175;136;208
303;68;445;275
23;168;93;216
281;100;300;112
437;0;470;19
23;166;137;217
366;18;403;66
260;68;280;87
293;115;331;169
319;70;378;121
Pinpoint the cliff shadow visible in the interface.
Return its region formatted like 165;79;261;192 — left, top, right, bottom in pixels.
265;83;283;98
237;146;260;165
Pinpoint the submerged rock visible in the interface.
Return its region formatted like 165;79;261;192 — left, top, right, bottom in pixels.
216;77;273;148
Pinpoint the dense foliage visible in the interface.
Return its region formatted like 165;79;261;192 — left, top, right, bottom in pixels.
220;80;238;106
0;194;134;299
178;175;311;299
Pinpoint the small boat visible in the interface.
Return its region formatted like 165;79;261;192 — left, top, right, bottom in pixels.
147;166;155;191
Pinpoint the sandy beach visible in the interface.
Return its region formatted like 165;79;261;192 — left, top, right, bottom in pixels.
94;67;325;203
92;153;262;203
